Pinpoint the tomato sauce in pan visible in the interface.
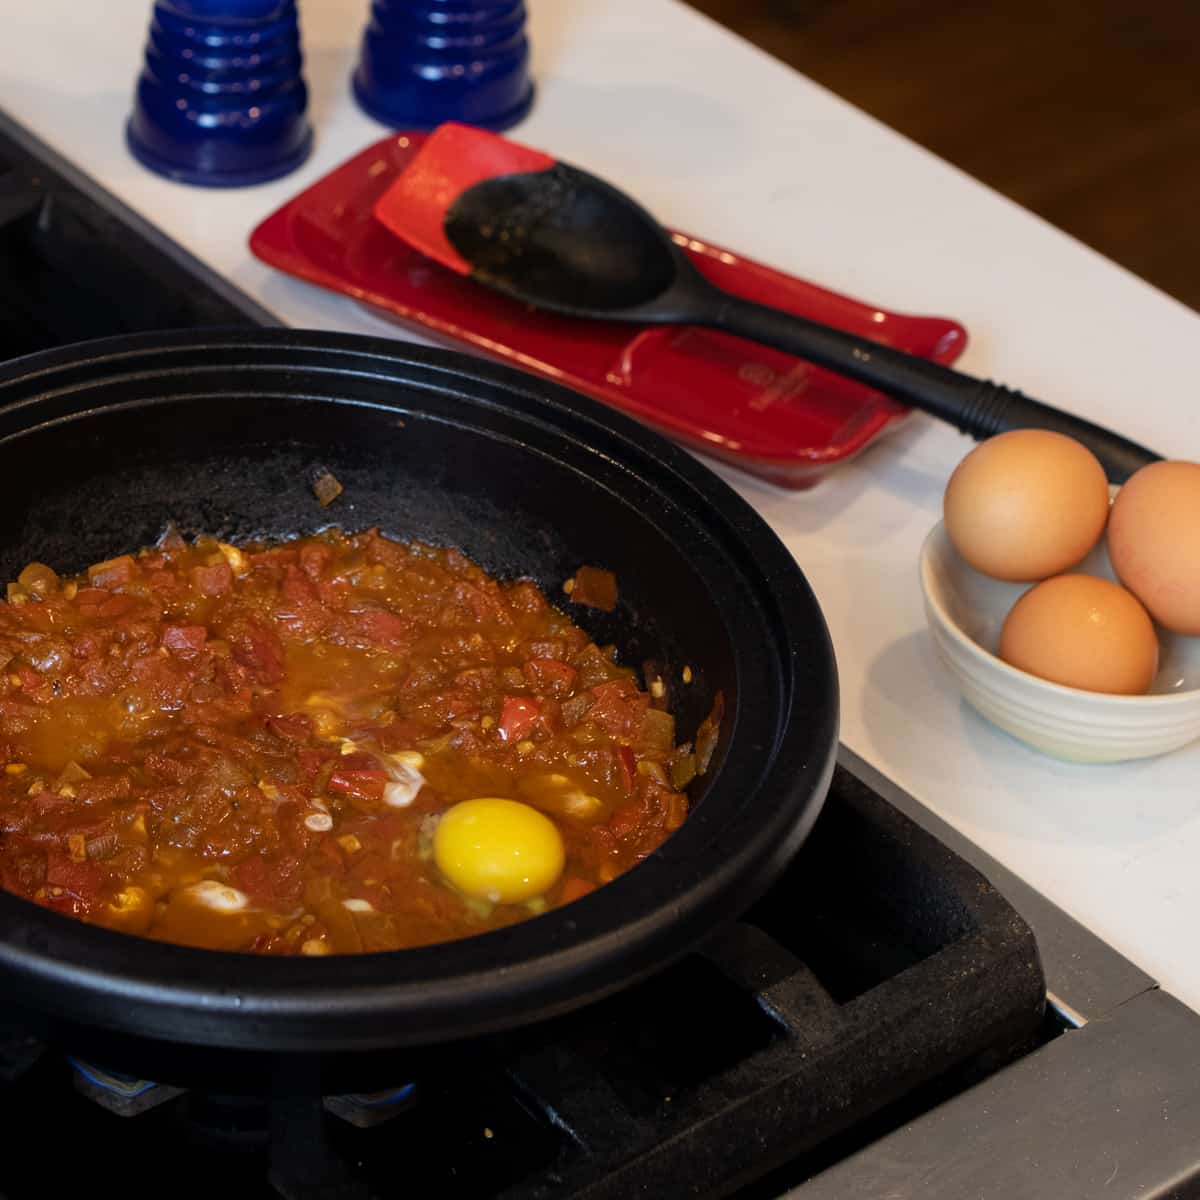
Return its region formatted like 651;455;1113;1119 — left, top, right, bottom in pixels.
0;530;717;955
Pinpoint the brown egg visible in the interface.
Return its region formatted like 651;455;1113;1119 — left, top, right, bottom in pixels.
999;574;1159;695
1107;460;1200;635
943;430;1109;581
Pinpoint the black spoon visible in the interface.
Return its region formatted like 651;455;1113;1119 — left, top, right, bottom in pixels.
374;123;1161;483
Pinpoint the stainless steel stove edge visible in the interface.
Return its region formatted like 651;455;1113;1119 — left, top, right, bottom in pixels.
810;751;1199;1200
838;746;1156;1022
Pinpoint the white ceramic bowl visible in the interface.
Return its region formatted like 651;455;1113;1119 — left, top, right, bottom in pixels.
919;523;1200;763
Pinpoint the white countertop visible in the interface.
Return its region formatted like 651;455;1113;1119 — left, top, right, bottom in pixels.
5;0;1200;1007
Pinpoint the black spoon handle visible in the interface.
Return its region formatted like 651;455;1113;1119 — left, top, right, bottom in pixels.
706;292;1161;483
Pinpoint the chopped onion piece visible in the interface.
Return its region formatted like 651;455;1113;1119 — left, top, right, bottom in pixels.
636;759;670;787
187;881;250;912
558;789;604;820
390;750;425;770
342;898;375;913
311;467;344;508
217;542;249;577
695;691;724;774
304;811;334;832
638;708;675;754
381;761;425;807
670;753;698;790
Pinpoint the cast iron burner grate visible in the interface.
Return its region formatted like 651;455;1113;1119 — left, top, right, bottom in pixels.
0;125;258;362
0;767;1045;1200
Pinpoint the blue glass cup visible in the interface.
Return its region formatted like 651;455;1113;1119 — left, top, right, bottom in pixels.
126;0;313;187
353;0;534;132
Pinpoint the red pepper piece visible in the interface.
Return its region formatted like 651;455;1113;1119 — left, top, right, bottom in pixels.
498;696;541;743
327;769;388;801
617;745;637;794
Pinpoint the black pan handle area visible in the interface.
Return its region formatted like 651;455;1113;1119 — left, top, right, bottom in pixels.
704;292;1161;483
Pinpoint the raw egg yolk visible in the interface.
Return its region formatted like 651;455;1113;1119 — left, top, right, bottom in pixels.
434;798;565;904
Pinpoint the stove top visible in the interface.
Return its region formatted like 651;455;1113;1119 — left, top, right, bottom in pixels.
0;767;1044;1200
0;118;272;360
1;109;1199;1200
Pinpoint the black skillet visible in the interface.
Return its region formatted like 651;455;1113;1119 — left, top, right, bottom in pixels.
0;329;837;1091
373;123;1161;484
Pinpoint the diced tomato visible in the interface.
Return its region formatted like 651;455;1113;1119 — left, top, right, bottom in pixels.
567;566;618;612
338;751;381;773
76;775;132;804
191;561;233;597
74;587;111;612
87;555;137;590
98;594;139;620
327;769;388;801
588;680;650;737
299;542;334;581
231;852;302;902
454;666;498;694
455;582;511;625
297;748;336;782
362;530;410;571
608;805;642;839
522;658;578;699
31;791;70;817
143;752;191;783
347;608;409;649
162;624;208;659
282;565;321;607
498;696;541;743
507;581;549;614
227;618;285;685
559;877;597;905
318;839;347;872
276;567;329;638
130;653;193;707
247;546;300;569
1;850;46;896
267;712;313;744
427;691;480;723
45;852;104;907
146;569;181;596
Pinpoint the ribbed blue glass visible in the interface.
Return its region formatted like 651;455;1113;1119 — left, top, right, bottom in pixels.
353;0;534;131
126;0;313;187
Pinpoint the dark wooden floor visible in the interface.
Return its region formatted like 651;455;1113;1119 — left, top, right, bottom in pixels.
685;0;1200;313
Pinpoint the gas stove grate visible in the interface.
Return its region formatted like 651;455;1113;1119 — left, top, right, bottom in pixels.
0;767;1045;1200
0;124;260;363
